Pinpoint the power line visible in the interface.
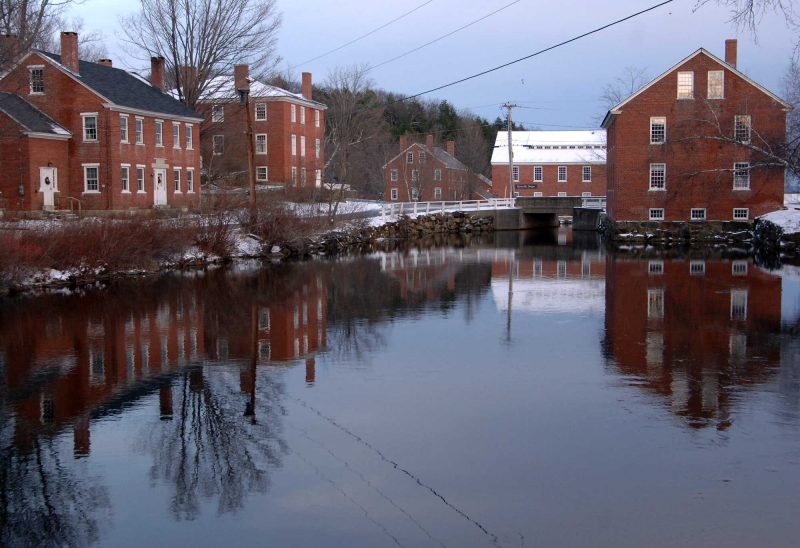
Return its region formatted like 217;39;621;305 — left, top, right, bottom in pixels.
290;1;435;69
366;0;522;73
394;0;674;103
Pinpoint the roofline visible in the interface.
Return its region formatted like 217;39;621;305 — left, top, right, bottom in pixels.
489;160;606;165
25;131;71;140
605;48;793;122
0;95;71;136
200;94;327;110
105;104;203;123
381;142;468;170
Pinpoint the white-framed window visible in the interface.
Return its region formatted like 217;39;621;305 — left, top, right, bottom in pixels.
690;208;707;221
557;260;567;278
301;167;307;184
291;166;297;183
135;117;144;144
732;260;748;276
390;188;398;200
648;260;664;275
411;169;419;182
301;135;306;157
255;133;267;154
186;124;193;149
677;71;694;99
315;138;320;159
172;122;180;148
734;115;751;143
690;260;706;276
155;120;163;146
300;106;305;124
187;168;195;192
411;187;419;200
533;191;543;197
434;169;442;181
255;103;267;121
83;163;100;193
315;169;321;186
581;191;592;197
136;165;145;192
120;115;129;143
649;163;666;190
650;116;666;144
512;165;520;182
256;166;268;181
173;168;181;193
649;208;665;220
406;151;413;163
557;191;567;197
211;104;224;122
291;104;296;123
315;109;320;127
213;135;223;155
534;165;543;182
558;166;567;182
647;288;665;319
390;169;398;182
733;208;749;220
434;187;442;200
733;162;750;190
730;289;748;321
121;165;130;192
707;70;724;99
28;65;44;94
82;113;98;141
419;151;426;164
291;134;297;156
582;166;591;182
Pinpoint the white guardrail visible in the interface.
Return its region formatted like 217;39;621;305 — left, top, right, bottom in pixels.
381;198;515;219
581;197;606;210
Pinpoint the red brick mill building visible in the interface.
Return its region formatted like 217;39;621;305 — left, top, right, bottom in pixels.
602;40;791;223
0;32;203;213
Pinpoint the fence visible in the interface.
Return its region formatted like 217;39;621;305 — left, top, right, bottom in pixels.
381;198;515;219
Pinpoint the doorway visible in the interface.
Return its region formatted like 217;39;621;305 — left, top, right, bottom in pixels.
154;168;167;206
39;167;57;210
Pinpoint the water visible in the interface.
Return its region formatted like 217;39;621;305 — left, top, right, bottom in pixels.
1;230;799;547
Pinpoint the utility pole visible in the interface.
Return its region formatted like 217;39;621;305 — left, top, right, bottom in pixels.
502;102;517;200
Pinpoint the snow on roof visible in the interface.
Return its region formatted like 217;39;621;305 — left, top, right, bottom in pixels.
188;75;327;109
491;130;606;164
491;278;605;314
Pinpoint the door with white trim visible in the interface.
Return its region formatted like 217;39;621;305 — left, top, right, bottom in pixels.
153;168;167;206
39;167;57;210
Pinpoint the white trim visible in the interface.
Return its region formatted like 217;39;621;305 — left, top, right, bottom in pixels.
707;70;724;99
256;166;268;181
120;114;129;143
733;207;749;220
82;163;101;193
650;116;666;144
135;164;146;193
81;112;99;142
186;168;195;193
185;123;194;150
690;208;707;221
557;165;567;182
255;102;267;121
23;132;71;141
172;122;181;149
649;208;665;221
256;133;267;154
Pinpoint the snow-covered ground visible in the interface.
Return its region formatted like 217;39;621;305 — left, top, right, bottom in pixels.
760;195;800;235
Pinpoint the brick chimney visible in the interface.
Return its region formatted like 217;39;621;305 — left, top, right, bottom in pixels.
302;72;312;100
426;134;434;147
234;64;250;92
150;56;165;90
61;32;79;74
399;134;407;151
0;34;19;64
725;39;737;68
97;58;112;67
180;65;197;90
446;140;455;156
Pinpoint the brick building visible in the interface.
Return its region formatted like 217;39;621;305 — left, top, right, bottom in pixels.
383;134;493;201
0;32;203;212
602;40;791;223
491;130;607;198
195;67;326;188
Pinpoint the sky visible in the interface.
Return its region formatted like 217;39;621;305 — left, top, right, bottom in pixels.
70;0;797;129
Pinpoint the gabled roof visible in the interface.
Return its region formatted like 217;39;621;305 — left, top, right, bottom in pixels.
188;75;327;109
0;92;70;137
30;51;203;120
601;48;793;128
383;141;468;170
491;130;606;164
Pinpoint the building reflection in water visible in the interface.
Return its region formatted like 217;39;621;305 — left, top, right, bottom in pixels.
604;256;783;430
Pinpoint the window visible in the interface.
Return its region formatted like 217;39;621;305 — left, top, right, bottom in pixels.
649;260;664;275
677;71;694;99
135;118;144;144
534;166;543;182
186;124;193;149
315;169;321;186
172;123;180;148
733;208;749;220
557;261;567;278
690;260;706;276
187;169;194;192
390;169;398;182
213;135;224;155
136;166;145;192
301;167;307;184
255;103;267;121
29;66;44;93
291;104;296;123
581;191;592;197
120;115;129;143
690;208;706;221
83;164;100;192
315;109;320;127
434;169;442;181
534;259;543;277
582;166;591;182
300;106;305;124
649;208;665;220
650;116;666;144
533;191;543;197
649;163;666;190
121;165;130;192
732;260;748;276
733;162;750;190
155;120;163;146
419;152;426;164
315;138;320;159
411;169;419;182
648;288;665;319
82;114;98;141
212;104;224;122
512;165;520;182
291;166;297;184
734;115;751;143
255;134;267;154
406;152;413;163
558;166;567;182
434;187;442;200
301;136;306;157
411;187;419;200
256;166;268;181
557;191;567;197
730;289;748;321
707;70;724;99
390;188;398;200
291;134;297;156
173;169;181;192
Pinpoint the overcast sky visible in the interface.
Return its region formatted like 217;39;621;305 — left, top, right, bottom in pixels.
71;0;796;128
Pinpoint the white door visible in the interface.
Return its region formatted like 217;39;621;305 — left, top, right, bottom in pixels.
154;168;167;206
39;167;57;210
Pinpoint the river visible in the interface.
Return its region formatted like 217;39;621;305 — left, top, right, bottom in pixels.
1;229;799;547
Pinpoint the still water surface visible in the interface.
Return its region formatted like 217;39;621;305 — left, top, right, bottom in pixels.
1;230;799;547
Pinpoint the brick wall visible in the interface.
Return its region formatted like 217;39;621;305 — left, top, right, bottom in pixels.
383;143;471;201
492;163;607;198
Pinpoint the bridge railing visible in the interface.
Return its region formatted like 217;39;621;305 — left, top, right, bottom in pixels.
580;197;606;210
381;198;515;219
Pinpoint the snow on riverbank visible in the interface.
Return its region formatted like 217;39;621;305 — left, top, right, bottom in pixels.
761;198;800;235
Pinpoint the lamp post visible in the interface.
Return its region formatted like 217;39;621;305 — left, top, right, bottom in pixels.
238;86;257;210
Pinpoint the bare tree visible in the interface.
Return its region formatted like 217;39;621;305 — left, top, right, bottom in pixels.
120;0;282;109
599;66;650;112
695;1;800;55
783;58;800;179
0;0;81;68
35;16;108;61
